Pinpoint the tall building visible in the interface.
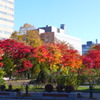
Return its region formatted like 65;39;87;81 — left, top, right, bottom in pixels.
0;0;14;39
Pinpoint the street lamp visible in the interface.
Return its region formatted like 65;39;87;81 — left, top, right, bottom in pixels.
89;63;93;99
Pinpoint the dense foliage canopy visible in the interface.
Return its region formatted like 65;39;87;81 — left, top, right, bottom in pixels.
0;38;100;86
0;39;82;82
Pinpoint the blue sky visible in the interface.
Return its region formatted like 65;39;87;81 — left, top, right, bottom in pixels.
14;0;100;44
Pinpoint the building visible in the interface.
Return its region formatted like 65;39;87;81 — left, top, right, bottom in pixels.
0;0;14;39
38;24;82;54
82;40;98;54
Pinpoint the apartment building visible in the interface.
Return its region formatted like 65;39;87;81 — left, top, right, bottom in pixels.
0;0;14;38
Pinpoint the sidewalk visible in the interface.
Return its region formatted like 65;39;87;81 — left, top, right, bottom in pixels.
0;92;99;100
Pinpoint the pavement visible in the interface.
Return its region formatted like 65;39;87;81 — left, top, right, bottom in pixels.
0;93;99;100
81;93;100;100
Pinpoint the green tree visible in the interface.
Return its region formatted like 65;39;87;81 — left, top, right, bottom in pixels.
2;55;15;79
24;30;43;47
10;23;43;47
0;69;5;85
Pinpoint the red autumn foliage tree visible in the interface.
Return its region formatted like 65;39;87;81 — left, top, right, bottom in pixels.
32;43;82;69
17;60;33;72
0;39;82;82
55;43;82;70
82;44;100;69
0;39;32;58
31;43;82;77
0;39;33;73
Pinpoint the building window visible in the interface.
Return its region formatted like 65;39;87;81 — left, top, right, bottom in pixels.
44;38;49;42
0;4;14;11
1;0;14;5
57;28;60;33
0;17;14;23
0;11;14;17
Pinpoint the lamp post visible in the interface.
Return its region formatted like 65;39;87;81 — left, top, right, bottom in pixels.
25;84;28;96
89;84;93;99
89;63;93;99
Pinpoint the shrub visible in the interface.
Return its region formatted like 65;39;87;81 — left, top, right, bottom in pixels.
45;84;53;92
9;85;12;91
65;85;74;93
0;84;5;91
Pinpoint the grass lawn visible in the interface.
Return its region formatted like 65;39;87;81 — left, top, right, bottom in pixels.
75;86;100;93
